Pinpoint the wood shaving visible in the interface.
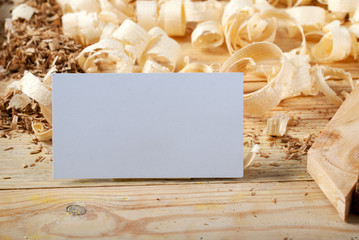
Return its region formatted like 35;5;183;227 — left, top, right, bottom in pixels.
269;162;279;167
11;4;35;21
264;112;290;137
1;0;83;78
141;27;181;72
268;133;316;160
136;1;157;31
158;0;186;37
0;0;83;135
34;156;45;162
259;152;270;158
244;144;261;169
29;149;41;155
184;0;225;23
191;20;224;48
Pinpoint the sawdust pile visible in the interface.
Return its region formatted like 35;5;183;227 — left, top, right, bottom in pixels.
1;0;83;78
268;134;316;160
0;0;83;133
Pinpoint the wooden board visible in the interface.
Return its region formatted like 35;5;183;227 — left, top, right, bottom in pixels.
0;181;359;240
308;85;359;221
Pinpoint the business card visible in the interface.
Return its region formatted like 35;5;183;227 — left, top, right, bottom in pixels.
53;73;243;179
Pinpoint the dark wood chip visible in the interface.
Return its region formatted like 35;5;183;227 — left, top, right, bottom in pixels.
30;149;41;154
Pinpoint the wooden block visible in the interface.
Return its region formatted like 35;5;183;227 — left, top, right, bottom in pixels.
308;85;359;221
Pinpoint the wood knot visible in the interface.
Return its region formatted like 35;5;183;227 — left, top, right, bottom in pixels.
66;204;86;216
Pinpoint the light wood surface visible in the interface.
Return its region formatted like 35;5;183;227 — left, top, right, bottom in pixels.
1;29;359;238
308;85;359;221
0;181;359;240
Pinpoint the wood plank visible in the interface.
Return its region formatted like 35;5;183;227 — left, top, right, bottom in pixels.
0;181;358;239
308;85;359;221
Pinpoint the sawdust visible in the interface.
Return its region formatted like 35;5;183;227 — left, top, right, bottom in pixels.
268;134;316;160
1;0;83;79
0;0;83;133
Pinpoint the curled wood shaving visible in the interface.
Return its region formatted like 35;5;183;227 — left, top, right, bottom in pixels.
100;22;118;40
98;0;128;25
19;71;52;109
62;11;105;46
282;52;312;97
311;65;354;106
77;38;132;73
279;0;312;7
222;0;255;54
136;0;157;31
158;0;186;37
223;1;307;55
40;104;52;126
8;93;32;110
220;42;294;115
11;4;35;21
32;122;52;142
180;62;213;73
220;39;354;114
244;144;260;169
17;69;53;128
56;0;101;14
142;59;171;73
285;6;326;31
191;20;224;48
184;0;225;23
264;112;290;137
311;20;352;63
327;0;357;13
111;19;151;62
141;27;181;71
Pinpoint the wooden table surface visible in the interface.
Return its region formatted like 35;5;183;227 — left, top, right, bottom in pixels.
1;34;359;239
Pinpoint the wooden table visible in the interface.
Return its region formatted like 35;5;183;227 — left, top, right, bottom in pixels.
1;35;359;239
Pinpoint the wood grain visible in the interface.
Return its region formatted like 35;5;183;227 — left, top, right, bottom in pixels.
308;86;359;221
0;181;358;240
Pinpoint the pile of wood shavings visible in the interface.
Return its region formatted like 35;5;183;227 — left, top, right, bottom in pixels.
0;0;83;133
0;90;43;134
1;0;83;78
268;134;316;160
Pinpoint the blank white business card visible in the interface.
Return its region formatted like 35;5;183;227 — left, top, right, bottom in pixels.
53;73;243;179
